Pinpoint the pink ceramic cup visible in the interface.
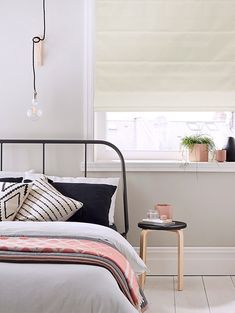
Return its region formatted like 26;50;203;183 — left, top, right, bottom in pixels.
155;204;173;220
215;150;226;162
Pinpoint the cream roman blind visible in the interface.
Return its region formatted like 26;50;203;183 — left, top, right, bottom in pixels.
95;0;235;111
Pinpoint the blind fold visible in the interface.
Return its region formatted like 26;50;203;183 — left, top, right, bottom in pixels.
95;0;235;111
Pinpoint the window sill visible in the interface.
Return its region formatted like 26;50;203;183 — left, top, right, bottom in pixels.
84;161;235;173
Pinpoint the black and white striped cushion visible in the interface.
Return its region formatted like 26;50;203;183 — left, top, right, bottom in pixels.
14;178;83;221
0;182;31;221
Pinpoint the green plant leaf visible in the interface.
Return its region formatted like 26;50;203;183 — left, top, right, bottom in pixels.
180;134;215;151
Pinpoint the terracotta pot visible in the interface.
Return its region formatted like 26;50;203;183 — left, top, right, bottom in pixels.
188;144;208;162
215;150;226;162
155;204;173;220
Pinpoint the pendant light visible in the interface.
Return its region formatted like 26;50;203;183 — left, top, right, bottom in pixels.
27;0;46;121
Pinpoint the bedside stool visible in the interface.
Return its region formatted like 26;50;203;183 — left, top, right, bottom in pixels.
138;221;187;291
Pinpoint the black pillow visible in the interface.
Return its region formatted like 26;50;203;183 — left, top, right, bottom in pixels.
0;177;23;183
51;182;117;227
23;178;53;184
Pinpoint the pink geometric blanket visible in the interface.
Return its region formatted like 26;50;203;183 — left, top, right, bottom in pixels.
0;236;147;312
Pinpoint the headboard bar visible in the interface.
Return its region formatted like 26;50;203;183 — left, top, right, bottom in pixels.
84;143;87;177
0;143;2;172
42;143;45;174
0;139;129;238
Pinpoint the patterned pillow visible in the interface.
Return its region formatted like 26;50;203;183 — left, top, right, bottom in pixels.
0;182;31;221
14;178;83;222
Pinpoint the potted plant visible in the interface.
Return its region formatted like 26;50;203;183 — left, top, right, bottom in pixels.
181;134;215;162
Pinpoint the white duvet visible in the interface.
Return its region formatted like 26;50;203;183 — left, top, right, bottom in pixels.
0;222;146;313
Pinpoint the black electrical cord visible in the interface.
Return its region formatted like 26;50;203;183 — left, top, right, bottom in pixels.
32;0;46;99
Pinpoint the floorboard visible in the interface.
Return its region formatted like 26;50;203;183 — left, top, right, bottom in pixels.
202;276;235;313
144;276;235;313
174;276;210;313
144;276;175;313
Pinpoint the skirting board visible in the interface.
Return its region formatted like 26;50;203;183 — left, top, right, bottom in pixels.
134;247;235;275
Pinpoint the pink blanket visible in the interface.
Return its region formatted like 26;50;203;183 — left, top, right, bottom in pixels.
0;236;147;312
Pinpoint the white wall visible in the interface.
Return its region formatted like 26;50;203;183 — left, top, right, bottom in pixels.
90;170;235;247
126;171;235;247
0;0;85;139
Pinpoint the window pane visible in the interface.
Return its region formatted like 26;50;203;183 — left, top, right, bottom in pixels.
105;112;232;152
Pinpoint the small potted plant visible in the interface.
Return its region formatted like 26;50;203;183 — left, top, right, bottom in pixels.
181;134;215;162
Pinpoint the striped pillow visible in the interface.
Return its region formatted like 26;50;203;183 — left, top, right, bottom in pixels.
0;182;31;221
14;178;83;221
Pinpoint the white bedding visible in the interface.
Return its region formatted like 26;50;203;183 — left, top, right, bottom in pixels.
0;222;146;313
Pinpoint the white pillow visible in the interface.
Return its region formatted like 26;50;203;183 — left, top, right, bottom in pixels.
0;182;31;221
0;171;24;178
15;178;83;222
24;172;119;225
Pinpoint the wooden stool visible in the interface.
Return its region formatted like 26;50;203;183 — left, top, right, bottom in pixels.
138;221;187;291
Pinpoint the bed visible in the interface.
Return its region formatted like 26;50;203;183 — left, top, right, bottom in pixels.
0;139;147;313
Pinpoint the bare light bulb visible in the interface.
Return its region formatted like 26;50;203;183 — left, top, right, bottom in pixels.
27;97;42;121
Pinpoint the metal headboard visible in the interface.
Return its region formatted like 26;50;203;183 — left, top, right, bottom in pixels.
0;139;129;238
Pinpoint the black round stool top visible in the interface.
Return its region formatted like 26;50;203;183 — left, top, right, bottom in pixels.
138;221;187;231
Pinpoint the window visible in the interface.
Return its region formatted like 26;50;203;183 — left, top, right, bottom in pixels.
94;2;235;162
95;112;234;161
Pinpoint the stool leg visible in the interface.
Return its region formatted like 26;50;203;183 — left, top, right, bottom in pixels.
139;229;149;289
176;229;184;291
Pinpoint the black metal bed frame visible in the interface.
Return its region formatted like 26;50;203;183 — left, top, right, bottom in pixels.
0;139;129;238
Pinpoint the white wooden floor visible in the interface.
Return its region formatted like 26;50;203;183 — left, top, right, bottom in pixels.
144;276;235;313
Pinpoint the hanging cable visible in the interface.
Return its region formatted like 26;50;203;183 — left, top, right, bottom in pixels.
32;0;46;99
